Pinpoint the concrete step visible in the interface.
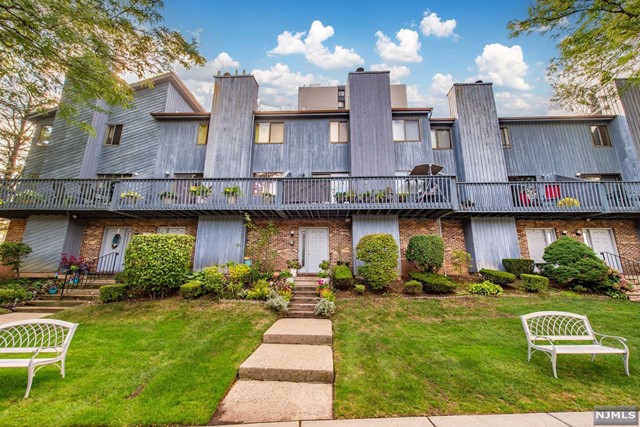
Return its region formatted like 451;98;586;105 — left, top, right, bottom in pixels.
285;310;320;318
239;343;333;383
214;380;332;423
13;306;66;313
291;296;320;304
26;300;85;307
263;319;332;345
295;284;319;290
288;303;316;310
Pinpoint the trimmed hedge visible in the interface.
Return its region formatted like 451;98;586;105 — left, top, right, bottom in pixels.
479;269;516;285
469;281;504;296
406;235;445;272
202;266;225;296
99;284;128;303
124;234;195;299
403;280;423;295
180;280;204;299
332;265;354;290
502;258;535;278
356;234;399;291
0;287;31;306
521;274;549;292
408;271;457;294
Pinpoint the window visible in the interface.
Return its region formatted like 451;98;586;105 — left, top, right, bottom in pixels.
337;101;345;109
500;127;511;149
255;122;284;144
157;227;186;234
197;123;208;145
104;124;123;146
430;128;452;149
393;120;421;142
578;174;621;182
338;90;345;97
330;121;349;143
253;172;281;195
591;125;612;147
35;125;52;146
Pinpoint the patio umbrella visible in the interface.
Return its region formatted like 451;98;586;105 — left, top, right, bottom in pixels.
409;163;444;176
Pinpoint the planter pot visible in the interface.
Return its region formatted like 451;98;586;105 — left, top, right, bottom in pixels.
227;196;237;204
196;196;209;204
286;277;295;284
263;196;274;204
48;288;58;294
162;198;175;206
289;268;298;278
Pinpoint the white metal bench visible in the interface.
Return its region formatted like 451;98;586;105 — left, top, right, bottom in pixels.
521;311;629;378
0;319;78;398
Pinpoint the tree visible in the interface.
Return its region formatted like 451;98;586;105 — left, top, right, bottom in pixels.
0;0;205;126
508;0;640;111
0;242;32;278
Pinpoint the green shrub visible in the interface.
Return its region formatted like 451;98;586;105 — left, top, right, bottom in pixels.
124;234;195;299
180;280;204;299
356;234;399;291
0;242;32;278
479;269;516;285
228;263;251;286
202;266;226;296
403;280;423;295
314;298;336;317
247;279;270;300
355;284;365;294
451;249;473;275
469;281;503;296
266;291;289;313
332;265;354;290
408;271;457;294
541;237;609;289
521;274;549;292
405;235;444;272
114;271;127;284
99;284;128;303
502;258;535;278
0;286;31;306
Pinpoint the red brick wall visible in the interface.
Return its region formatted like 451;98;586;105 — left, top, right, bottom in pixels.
516;219;640;262
0;219;27;278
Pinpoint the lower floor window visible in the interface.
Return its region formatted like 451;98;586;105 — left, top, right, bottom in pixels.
157;227;186;234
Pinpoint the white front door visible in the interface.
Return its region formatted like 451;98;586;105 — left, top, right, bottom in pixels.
583;228;621;271
525;228;557;263
99;227;133;272
299;228;329;273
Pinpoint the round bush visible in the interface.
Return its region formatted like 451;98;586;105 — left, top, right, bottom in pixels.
99;284;128;303
180;280;204;299
405;235;444;272
403;280;423;295
502;258;535;278
521;274;549;292
332;265;354;290
356;234;399;291
408;271;457;294
479;269;516;285
469;281;503;296
542;237;609;288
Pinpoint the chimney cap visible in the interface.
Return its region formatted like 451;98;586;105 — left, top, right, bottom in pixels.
475;80;483;83
356;67;365;72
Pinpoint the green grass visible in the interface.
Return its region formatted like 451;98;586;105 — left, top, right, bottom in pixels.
334;292;640;418
0;298;275;427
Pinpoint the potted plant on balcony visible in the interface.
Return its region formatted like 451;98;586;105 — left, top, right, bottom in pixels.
374;188;393;203
286;258;301;277
223;186;242;204
190;185;212;204
159;191;177;205
262;192;274;204
359;191;372;203
557;197;580;208
12;190;45;205
119;191;143;204
335;191;356;203
397;192;410;203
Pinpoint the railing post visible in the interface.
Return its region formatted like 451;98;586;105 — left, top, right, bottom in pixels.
449;177;458;209
598;182;610;212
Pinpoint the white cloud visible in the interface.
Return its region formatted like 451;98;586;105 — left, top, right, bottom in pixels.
431;73;454;95
370;63;411;82
268;21;364;70
252;62;339;110
375;29;422;63
211;52;241;72
420;11;458;39
494;91;569;116
474;44;532;90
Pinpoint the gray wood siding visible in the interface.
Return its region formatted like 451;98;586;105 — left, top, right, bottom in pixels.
610;80;640;180
502;121;621;178
165;83;195;113
465;217;520;271
351;214;401;273
617;80;640;160
252;117;350;175
61;219;85;257
96;83;169;177
21;215;69;272
448;84;508;182
79;101;109;178
204;76;258;178
348;72;395;176
22;116;55;178
154;121;207;177
194;215;246;269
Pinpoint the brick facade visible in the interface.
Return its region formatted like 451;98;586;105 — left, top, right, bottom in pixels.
79;218;198;261
4;219;26;243
246;219;352;271
516;219;640;262
398;219;467;276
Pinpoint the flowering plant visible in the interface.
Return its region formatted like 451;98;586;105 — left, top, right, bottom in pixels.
190;185;212;197
59;254;92;273
120;191;142;199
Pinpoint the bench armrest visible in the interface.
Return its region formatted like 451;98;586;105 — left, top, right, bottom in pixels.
29;346;62;366
531;335;557;350
594;332;629;351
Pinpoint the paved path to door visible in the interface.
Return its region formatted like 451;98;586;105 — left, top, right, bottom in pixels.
212;318;334;424
0;312;50;324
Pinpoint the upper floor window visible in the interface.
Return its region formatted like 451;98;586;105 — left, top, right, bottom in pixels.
578;174;621;182
393;120;420;142
197;123;208;145
35;125;52;146
255;122;284;144
104;124;123;146
591;125;612;147
500;127;511;149
338;90;345;97
330;121;349;143
253;172;281;195
337;101;345;109
431;128;452;149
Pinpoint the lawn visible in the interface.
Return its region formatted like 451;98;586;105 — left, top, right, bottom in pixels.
0;298;275;427
333;292;639;418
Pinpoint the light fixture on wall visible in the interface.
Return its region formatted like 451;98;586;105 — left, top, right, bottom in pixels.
561;230;568;235
289;240;295;246
290;230;295;236
575;230;583;236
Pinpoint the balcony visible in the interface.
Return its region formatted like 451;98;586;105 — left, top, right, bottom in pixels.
0;177;455;219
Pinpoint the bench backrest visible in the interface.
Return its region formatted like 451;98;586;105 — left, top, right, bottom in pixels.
0;319;78;354
521;311;594;342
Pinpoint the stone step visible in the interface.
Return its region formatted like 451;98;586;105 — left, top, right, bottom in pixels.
288;303;316;311
213;380;332;423
291;296;320;304
263;319;332;345
285;310;319;318
239;344;333;383
13;306;66;313
26;300;85;307
295;284;319;289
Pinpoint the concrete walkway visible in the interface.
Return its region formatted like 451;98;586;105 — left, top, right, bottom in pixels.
209;412;599;427
0;311;50;324
212;318;334;424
